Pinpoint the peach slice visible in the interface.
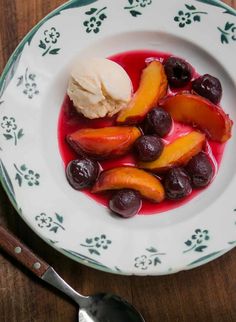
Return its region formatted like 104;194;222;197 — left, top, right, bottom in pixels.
92;166;165;203
117;61;168;124
67;126;141;160
139;131;205;172
160;93;233;142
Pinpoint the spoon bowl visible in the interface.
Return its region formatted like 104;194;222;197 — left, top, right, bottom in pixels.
79;293;145;322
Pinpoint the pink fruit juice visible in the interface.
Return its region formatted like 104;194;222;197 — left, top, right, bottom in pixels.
58;50;225;215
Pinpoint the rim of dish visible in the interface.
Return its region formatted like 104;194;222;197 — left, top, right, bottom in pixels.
0;0;235;275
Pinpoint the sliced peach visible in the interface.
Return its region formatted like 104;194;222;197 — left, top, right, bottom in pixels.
139;131;205;172
67;126;141;160
92;166;165;203
160;93;233;142
117;61;168;124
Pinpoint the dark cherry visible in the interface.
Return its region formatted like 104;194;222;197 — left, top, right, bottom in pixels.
66;158;99;190
134;135;164;162
186;152;214;188
164;56;193;88
146;107;172;137
109;189;141;218
192;74;222;104
164;167;192;200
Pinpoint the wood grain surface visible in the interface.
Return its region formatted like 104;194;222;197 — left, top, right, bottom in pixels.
0;1;236;321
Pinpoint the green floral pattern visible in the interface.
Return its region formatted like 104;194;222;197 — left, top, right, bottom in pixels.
218;22;236;44
1;116;24;146
134;247;165;270
83;7;107;33
183;229;210;253
35;213;65;233
14;164;40;187
80;234;112;255
48;239;59;244
194;0;236;16
124;0;152;17
187;250;223;267
0;159;17;208
39;27;61;56
228;209;236;245
17;68;39;99
174;4;207;28
63;248;112;273
0;1;98;98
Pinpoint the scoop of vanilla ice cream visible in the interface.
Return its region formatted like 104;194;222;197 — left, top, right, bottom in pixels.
67;58;132;119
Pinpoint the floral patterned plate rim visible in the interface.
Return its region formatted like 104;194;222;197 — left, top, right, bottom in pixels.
0;0;236;276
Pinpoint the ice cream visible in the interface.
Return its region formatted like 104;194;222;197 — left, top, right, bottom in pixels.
67;58;132;119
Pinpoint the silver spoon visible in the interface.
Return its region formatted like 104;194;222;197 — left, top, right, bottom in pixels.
0;225;145;322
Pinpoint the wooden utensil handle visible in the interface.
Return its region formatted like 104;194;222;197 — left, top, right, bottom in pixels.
0;226;49;277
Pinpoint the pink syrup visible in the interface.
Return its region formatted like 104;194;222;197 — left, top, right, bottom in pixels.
58;50;225;215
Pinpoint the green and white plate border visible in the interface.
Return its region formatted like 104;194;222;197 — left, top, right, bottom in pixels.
0;0;236;276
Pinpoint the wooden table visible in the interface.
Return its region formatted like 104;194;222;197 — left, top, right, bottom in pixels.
0;1;236;321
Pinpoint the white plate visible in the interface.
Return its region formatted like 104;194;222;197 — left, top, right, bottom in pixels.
0;0;236;275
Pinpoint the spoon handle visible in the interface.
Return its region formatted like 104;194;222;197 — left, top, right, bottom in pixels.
0;225;49;277
0;225;85;306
